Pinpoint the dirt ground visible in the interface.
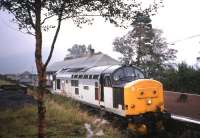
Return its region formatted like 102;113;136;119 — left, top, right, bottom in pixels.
164;91;200;120
0;89;36;109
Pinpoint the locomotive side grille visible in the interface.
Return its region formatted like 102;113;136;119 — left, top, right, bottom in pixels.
113;87;124;110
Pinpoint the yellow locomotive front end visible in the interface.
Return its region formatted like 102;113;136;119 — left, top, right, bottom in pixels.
110;65;170;134
124;79;164;115
124;79;168;134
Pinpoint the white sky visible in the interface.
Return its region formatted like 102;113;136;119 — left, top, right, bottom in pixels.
47;0;200;64
0;0;200;73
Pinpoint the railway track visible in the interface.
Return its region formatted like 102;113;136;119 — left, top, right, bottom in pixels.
163;116;200;138
80;103;200;138
171;114;200;125
49;92;199;138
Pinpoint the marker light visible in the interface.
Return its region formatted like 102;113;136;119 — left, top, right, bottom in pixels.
146;99;152;105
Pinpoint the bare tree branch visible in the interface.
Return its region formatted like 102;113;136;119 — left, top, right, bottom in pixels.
44;1;66;68
41;14;55;25
26;5;36;29
25;26;35;36
61;14;110;20
44;18;61;69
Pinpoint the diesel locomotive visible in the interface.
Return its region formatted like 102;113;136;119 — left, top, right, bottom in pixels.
53;65;169;134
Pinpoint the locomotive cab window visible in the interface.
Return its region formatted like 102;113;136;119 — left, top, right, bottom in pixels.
113;67;144;84
135;69;144;79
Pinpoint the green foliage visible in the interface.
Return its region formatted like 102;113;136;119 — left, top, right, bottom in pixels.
160;62;200;94
0;105;38;138
46;93;127;138
64;44;95;60
113;12;177;79
0;0;149;33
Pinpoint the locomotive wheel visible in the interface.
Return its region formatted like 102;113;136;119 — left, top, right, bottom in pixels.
128;123;148;135
156;121;165;132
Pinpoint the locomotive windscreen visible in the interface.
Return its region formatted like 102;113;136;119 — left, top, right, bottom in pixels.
112;67;144;84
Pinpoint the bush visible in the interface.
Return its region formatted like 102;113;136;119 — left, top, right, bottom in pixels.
160;62;200;94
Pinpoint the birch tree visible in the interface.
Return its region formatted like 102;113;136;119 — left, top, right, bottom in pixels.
0;0;157;137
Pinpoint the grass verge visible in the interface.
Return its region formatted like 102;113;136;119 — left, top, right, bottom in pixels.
0;79;14;86
0;87;126;138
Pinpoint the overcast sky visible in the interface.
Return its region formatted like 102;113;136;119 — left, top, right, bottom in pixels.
0;0;200;74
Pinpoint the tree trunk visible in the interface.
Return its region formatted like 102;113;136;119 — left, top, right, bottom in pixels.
37;72;46;138
35;32;46;138
35;1;46;138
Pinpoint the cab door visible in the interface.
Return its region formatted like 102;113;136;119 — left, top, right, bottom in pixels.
101;75;113;108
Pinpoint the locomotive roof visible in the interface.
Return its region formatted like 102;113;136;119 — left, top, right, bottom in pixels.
56;65;122;78
84;65;121;74
56;64;143;79
47;53;120;72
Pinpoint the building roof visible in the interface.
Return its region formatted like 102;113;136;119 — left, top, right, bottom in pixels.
20;71;32;76
47;53;120;73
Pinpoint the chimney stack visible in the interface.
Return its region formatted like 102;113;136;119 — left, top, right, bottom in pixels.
87;45;95;56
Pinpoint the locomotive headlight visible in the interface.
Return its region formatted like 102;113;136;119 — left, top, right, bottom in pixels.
146;99;152;105
131;86;136;92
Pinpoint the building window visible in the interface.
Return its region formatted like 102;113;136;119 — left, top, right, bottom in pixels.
57;79;60;89
71;80;79;87
95;88;99;100
89;75;92;79
78;75;83;79
93;75;99;79
83;86;89;90
75;88;79;95
83;75;88;79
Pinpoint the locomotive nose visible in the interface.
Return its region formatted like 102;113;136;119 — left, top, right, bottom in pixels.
124;79;164;115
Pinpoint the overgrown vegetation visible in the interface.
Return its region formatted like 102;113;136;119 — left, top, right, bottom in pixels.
0;87;126;138
113;12;177;78
160;62;200;94
0;105;38;138
45;93;125;138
